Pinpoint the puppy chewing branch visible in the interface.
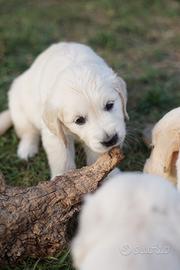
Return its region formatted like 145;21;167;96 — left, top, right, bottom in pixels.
0;147;123;266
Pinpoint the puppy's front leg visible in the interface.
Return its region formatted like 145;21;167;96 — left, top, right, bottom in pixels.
42;128;76;178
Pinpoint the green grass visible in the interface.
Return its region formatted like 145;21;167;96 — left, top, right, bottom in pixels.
0;0;180;269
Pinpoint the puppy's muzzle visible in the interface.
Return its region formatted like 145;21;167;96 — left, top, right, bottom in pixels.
101;133;118;147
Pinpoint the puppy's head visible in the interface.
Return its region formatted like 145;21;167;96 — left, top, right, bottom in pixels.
43;64;128;153
144;108;180;185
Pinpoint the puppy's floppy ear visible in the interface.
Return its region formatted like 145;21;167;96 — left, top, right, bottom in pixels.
42;103;67;146
164;137;180;177
113;76;129;120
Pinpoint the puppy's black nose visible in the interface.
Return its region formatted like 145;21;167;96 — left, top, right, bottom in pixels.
101;134;118;147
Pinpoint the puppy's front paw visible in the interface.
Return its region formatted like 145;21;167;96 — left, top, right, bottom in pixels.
17;139;38;160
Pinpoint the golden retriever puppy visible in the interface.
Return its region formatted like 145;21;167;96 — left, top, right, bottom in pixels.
72;172;180;270
0;42;128;177
144;107;180;187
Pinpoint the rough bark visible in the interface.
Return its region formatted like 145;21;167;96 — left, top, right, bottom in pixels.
0;147;123;266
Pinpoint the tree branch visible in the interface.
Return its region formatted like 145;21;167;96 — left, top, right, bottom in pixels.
0;147;123;266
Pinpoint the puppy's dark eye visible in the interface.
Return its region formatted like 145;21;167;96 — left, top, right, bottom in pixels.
75;116;86;125
104;101;114;111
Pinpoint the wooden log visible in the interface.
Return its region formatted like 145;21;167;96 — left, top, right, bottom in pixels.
0;147;123;265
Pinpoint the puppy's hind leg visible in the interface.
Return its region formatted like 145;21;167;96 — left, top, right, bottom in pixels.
10;108;40;160
17;129;40;160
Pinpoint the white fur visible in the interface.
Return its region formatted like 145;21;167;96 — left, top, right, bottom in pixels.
72;173;180;270
0;110;12;135
1;42;128;177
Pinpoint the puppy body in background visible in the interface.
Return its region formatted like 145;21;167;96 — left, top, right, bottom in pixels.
72;173;180;270
0;42;128;177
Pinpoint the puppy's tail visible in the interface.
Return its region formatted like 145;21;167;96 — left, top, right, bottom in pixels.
0;110;12;135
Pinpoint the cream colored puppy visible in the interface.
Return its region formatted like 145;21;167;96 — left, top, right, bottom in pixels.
144;107;180;187
72;173;180;270
0;42;128;177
